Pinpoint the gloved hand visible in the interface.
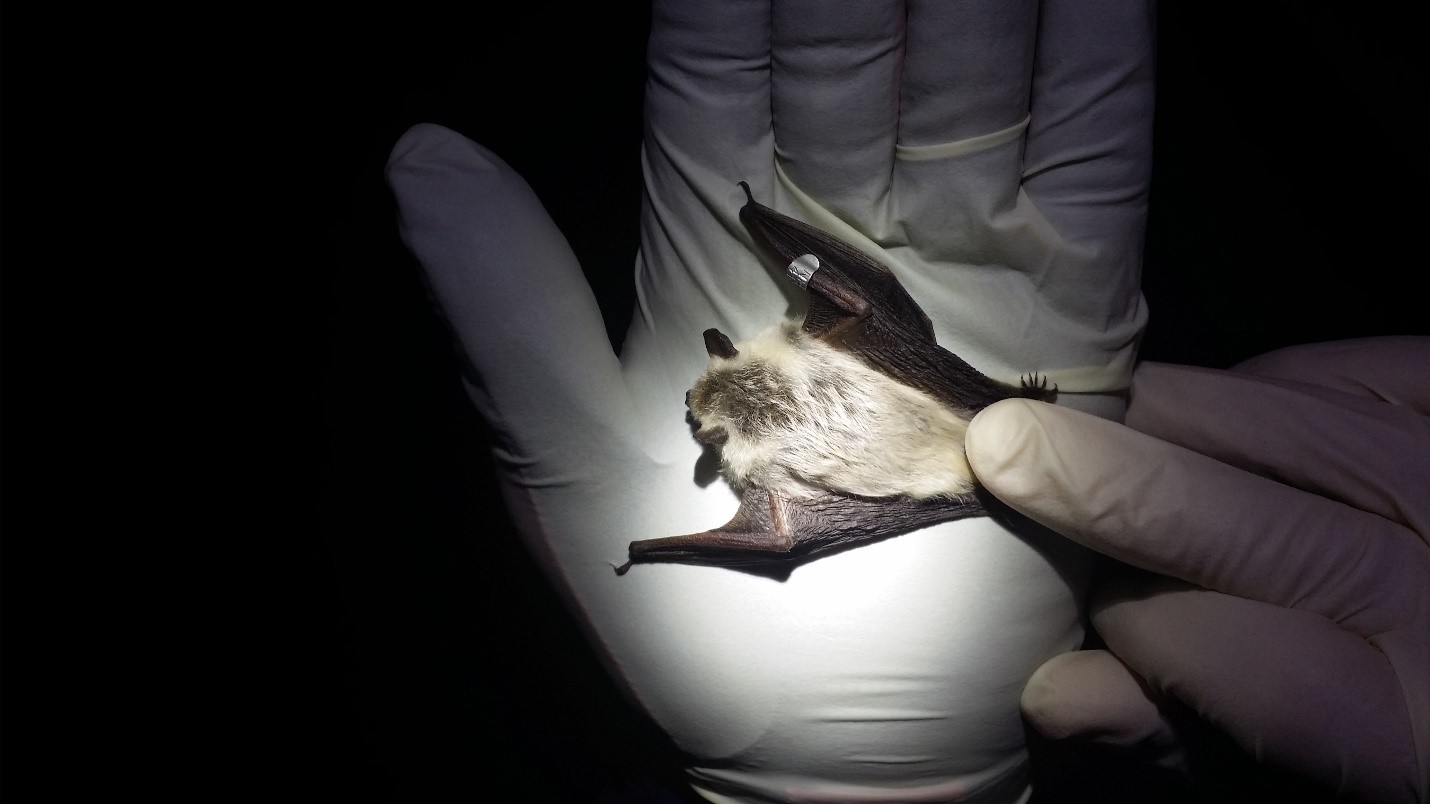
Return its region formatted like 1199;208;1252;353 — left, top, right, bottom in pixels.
387;1;1153;801
967;337;1430;802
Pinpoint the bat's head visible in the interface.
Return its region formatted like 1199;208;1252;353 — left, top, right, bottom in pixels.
685;325;797;451
681;184;1054;500
685;320;980;501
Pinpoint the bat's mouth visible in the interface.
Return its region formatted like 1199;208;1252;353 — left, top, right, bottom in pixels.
693;426;728;446
684;407;725;446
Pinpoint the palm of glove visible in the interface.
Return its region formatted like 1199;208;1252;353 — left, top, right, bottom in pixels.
388;1;1153;796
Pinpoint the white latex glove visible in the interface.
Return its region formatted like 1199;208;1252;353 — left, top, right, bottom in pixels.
968;337;1430;802
387;1;1153;801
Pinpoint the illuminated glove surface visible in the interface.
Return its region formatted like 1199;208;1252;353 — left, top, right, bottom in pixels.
388;1;1152;800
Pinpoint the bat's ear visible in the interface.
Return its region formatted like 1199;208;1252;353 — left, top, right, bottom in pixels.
737;182;936;345
703;328;738;359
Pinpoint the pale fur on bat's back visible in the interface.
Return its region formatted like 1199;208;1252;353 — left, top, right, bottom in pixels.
685;321;975;501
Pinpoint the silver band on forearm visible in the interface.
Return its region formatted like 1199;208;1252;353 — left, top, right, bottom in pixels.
786;254;820;288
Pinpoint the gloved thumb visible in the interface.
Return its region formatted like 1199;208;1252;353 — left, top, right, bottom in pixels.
387;124;633;475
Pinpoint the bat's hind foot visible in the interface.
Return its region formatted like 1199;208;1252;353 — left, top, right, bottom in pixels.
1019;372;1057;402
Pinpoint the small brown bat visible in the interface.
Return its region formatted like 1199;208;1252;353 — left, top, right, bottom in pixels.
615;183;1055;575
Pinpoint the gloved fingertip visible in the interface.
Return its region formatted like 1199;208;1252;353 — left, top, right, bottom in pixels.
387;123;457;172
965;398;1050;501
1021;650;1173;749
384;122;507;184
1020;652;1086;740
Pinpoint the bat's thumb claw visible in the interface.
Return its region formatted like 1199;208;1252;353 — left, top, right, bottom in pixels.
613;559;634;576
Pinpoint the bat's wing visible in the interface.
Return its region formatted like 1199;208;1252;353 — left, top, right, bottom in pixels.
616;486;986;575
737;183;1055;414
735;183;936;344
615;186;1051;575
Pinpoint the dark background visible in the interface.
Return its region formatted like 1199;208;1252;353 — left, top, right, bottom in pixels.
304;3;1425;802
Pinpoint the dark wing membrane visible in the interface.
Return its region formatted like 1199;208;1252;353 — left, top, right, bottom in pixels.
738;183;1052;415
737;184;936;344
839;314;1053;415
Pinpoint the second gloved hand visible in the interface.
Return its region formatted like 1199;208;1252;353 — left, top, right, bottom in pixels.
966;337;1430;802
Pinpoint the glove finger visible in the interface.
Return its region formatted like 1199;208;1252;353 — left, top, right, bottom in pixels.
646;0;774;176
1021;649;1189;772
1022;0;1155;247
1093;575;1421;803
887;0;1039;303
1232;336;1430;415
898;0;1036;149
628;0;909;417
888;0;1035;260
631;1;787;425
387;124;633;474
875;0;1148;402
770;0;901;223
1126;361;1430;544
1014;0;1154;383
966;399;1430;637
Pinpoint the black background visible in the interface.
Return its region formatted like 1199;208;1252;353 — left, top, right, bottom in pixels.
306;3;1426;803
2;2;1410;802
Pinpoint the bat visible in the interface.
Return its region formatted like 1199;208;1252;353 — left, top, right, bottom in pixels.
615;183;1055;575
